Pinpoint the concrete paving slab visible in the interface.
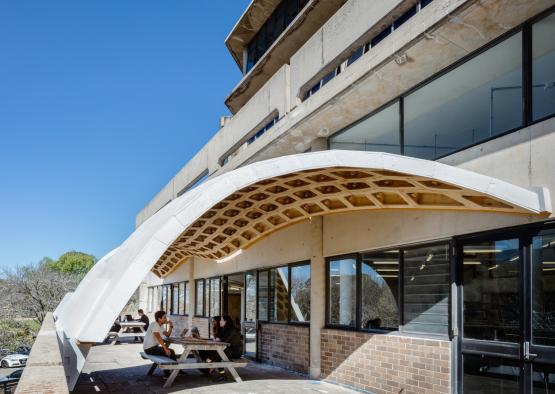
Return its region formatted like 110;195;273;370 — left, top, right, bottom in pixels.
73;343;358;394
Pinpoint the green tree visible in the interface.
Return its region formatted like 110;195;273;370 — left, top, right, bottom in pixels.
46;251;96;276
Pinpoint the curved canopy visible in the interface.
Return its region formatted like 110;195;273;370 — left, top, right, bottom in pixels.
54;151;551;343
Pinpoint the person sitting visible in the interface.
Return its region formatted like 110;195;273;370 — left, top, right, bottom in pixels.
206;315;243;381
190;326;200;339
134;309;150;342
143;310;176;378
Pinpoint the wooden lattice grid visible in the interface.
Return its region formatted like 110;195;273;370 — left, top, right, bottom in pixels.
152;167;524;277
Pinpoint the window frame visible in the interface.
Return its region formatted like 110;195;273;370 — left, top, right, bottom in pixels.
255;260;311;326
195;279;205;317
328;6;555;161
325;241;452;338
207;276;222;317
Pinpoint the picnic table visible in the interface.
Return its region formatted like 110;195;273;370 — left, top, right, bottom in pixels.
107;321;146;345
141;336;247;388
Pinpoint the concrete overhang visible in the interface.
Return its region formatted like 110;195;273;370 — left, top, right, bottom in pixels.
54;151;550;348
235;0;555;165
225;0;346;114
225;0;282;70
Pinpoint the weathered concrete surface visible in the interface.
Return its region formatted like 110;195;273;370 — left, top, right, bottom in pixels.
138;0;555;225
72;343;356;393
16;312;69;394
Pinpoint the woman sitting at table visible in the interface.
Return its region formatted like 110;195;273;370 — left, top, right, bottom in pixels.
202;315;243;381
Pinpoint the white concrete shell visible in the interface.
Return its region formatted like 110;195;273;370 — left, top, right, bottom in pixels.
53;150;551;386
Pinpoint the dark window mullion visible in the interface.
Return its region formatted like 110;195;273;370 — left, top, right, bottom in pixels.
399;97;405;155
399;249;405;330
356;254;362;330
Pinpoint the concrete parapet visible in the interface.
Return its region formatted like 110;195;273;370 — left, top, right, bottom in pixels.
16;312;69;394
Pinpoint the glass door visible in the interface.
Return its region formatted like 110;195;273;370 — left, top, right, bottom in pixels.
529;229;555;392
459;235;522;393
458;225;555;393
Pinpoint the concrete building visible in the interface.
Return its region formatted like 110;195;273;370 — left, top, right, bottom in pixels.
45;0;555;393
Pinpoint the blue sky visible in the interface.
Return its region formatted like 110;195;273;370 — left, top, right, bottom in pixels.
0;1;249;268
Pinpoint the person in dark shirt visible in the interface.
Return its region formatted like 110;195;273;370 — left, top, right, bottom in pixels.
216;315;242;359
134;309;150;342
210;315;243;381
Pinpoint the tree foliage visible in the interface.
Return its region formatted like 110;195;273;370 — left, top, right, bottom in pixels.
0;251;96;324
45;251;96;276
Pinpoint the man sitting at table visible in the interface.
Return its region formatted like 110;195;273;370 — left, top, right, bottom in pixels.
143;310;176;377
134;309;150;342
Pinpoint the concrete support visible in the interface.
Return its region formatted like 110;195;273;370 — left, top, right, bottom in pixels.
309;216;325;379
310;137;328;152
187;258;195;328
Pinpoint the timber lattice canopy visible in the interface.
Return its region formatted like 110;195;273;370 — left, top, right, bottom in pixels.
152;151;551;277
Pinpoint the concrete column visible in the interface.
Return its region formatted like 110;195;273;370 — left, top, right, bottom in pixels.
187;258;195;328
309;216;325;379
310;137;328;152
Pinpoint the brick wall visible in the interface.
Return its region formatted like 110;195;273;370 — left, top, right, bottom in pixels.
192;317;211;338
258;323;310;374
321;329;451;394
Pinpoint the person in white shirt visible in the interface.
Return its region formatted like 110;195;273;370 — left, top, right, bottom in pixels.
143;310;176;375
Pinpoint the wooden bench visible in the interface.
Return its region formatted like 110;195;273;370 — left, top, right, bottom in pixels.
140;349;248;388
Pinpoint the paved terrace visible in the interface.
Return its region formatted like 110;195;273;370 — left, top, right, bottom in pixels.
73;341;358;394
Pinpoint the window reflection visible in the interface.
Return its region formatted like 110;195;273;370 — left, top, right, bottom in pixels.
195;280;204;316
533;363;555;393
245;272;256;322
328;258;356;326
463;355;520;394
270;267;289;322
463;239;520;342
404;244;449;335
291;264;311;322
532;230;555;346
360;250;399;330
532;12;555;121
329;102;400;154
405;33;522;159
258;270;269;321
209;278;221;317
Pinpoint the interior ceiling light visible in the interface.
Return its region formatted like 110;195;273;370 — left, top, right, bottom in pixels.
464;249;502;254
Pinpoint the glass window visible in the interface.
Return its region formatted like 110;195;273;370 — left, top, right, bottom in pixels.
463;355;520;393
532;229;555;346
161;285;170;313
147;287;153;313
291;264;311;322
404;244;449;335
329;102;400;154
184;282;189;314
245;271;257;322
532;11;555;121
209;278;221;317
360;250;400;330
195;280;204;316
328;257;357;326
270;267;289;322
178;282;186;315
258;270;269;321
172;284;179;315
154;286;161;312
463;238;520;342
246;0;309;72
404;33;523;159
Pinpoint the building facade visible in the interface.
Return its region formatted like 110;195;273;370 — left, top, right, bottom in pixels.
129;0;555;393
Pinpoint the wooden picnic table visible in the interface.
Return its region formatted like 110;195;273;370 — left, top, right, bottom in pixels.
141;336;247;388
108;321;146;345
